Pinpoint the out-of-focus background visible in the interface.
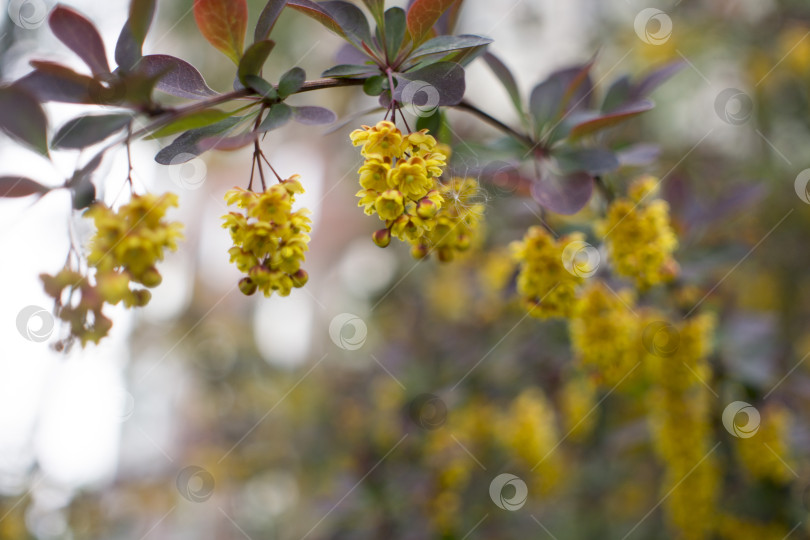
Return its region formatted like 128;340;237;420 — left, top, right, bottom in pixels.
1;0;810;538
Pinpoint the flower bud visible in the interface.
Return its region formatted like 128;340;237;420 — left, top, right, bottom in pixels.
140;267;163;288
239;277;258;296
291;269;309;288
373;228;391;248
416;198;438;219
411;244;429;259
132;289;152;307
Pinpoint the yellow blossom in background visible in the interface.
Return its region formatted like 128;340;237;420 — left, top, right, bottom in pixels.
736;404;794;484
420;177;485;262
646;313;718;539
512;226;587;318
598;176;678;289
222;177;311;297
570;282;641;388
716;514;793;540
559;376;598;441
499;388;561;494
778;26;810;75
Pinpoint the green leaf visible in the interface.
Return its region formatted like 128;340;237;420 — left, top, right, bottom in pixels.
128;0;156;44
244;75;278;100
53;114;132;149
410;34;492;60
384;7;407;59
363;75;385;96
238;40;275;85
193;0;248;64
362;0;385;19
322;64;378;78
0;177;51;198
258;103;293;131
255;0;287;42
481;51;522;114
278;67;305;98
406;0;458;45
0;86;49;156
416;109;441;134
147;110;231;139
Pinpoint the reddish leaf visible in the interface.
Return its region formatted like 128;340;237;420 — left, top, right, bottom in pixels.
193;0;248;64
406;0;458;44
0;86;49;156
568;100;654;139
0;177;51;198
631;61;685;100
287;0;345;37
49;6;110;76
531;170;593;215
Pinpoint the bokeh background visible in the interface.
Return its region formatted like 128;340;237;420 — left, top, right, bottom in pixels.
1;0;810;538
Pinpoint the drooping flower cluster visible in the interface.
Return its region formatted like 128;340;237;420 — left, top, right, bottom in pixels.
646;313;718;539
598;176;678;289
221;176;311;297
735;404;794;483
419;177;485;261
511;226;587;318
351;121;456;258
41;193;183;347
570;282;642;387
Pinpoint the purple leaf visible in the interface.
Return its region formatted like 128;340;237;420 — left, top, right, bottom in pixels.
410;35;492;59
0;176;51;198
530;63;593;130
568;100;654;140
52;114;132;149
0;85;49;156
49;6;110;76
255;0;287;42
137;55;219;100
321;1;371;46
115;0;157;70
321;64;378;78
292;106;337;125
335;43;370;65
287;0;345;37
155;116;242;164
601;75;631;112
631;61;685;100
553;147;619;175
531;170;593;215
198;131;259;151
617;143;660;167
394;61;466;106
16;61;101;104
482;51;521;113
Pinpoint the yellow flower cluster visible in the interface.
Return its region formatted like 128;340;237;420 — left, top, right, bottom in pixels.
41;193;183;347
716;514;793;540
420;177;485;261
221;177;311;297
598;176;678;289
646;313;718;539
501;388;562;494
559;377;598;442
511;226;586;318
351;121;457;258
87;193;183;300
570;282;642;388
736;404;794;483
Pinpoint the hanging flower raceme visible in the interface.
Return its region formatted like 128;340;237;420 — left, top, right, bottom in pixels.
570;281;642;388
415;177;485;261
511;226;587;318
351;121;465;260
221;176;311;297
40;193;184;347
598;176;679;289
